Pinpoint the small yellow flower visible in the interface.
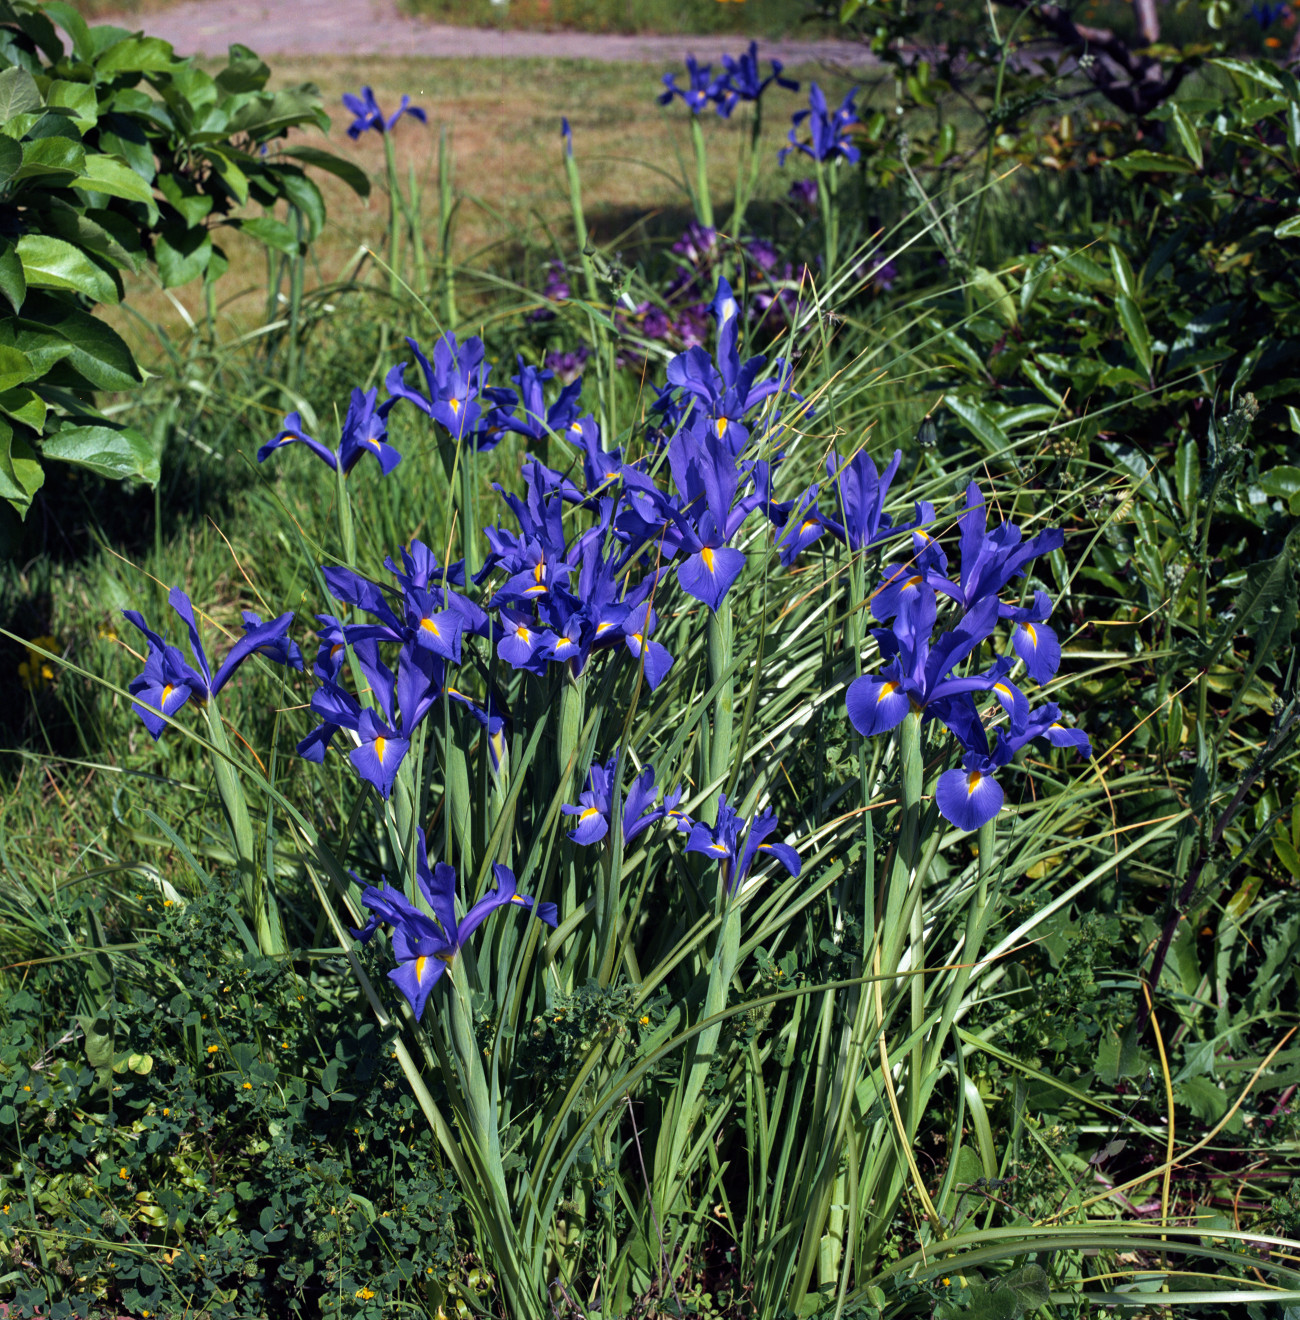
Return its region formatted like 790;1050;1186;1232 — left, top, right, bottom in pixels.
118;1167;128;1179
242;1082;252;1090
207;1045;219;1054
18;636;59;692
162;1108;170;1116
163;899;173;907
22;1085;30;1091
355;1288;376;1300
639;1015;650;1025
2;1205;10;1214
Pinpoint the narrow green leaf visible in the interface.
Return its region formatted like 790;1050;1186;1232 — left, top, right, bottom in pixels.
1175;438;1200;517
1116;294;1152;376
1169;105;1203;169
1109;244;1137;298
1110;150;1198;175
1275;215;1300;239
946;395;1011;454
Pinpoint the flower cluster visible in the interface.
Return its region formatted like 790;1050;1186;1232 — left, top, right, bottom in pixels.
658;42;798;116
843;484;1091;831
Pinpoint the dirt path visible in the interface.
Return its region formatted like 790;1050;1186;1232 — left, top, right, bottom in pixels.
98;0;876;63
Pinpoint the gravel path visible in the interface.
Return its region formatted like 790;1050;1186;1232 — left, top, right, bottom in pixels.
98;0;876;63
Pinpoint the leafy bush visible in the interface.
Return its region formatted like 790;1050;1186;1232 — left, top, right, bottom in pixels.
0;0;363;531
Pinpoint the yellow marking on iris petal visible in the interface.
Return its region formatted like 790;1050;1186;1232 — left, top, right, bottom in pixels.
436;949;456;963
449;397;460;414
904;574;923;589
365;435;381;448
515;624;531;640
414;955;428;983
420;618;441;637
715;418;727;438
374;736;387;763
161;683;175;705
709;843;729;854
579;807;599;822
799;519;818;534
510;895;528;905
993;683;1012;697
524;584;547;596
330;643;344;657
877;680;900;704
701;546;716;572
533;561;545;583
595;621;613;634
447;686;464;699
967;772;982;795
570;421;583;433
631;632;645;647
1023;622;1038;645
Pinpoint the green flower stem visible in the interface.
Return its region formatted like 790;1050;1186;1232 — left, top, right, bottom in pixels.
708;597;734;814
557;671;586;805
382;130;402;300
731;100;763;237
203;702;284;956
562;130;615;438
816;158;839;282
438;125;457;328
458;439;479;579
691;115;715;229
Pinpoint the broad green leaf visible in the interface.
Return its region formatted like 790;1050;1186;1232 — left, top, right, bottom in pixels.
0;343;33;392
215;44;271;95
17;293;140;389
157;171;214;226
278;145;371;198
46;80;98;130
0;65;41;120
204;145;249;204
44;204;140;273
233;214;300;257
0;237;21;313
73;152;159;218
93;35;177;75
1258;465;1300;504
14;134;85;180
1209;57;1284;90
946;396;1011;454
154;221;212;287
0;417;43;516
0;133;21;192
1116;294;1152;376
1055;251;1110;286
1275;215;1300;239
0;385;44;431
1110;150;1198;175
41;1;95;61
42;422;159;485
1275;834;1300;881
97;112;155;183
1168;105;1203;169
17;233;118;303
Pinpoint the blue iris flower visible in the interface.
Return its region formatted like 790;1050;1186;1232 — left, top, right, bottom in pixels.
562;414;623;495
502;356;584;445
354;828;557;1019
872;483;1064;683
343;86;427;139
123;588;301;739
935;702;1092;832
779;84;861;166
259;388;402;475
846;591;1022;745
685;794;800;897
1250;1;1288;26
383;334;515;448
562;755;686;846
665;277;796;455
658;56;726;114
715;42;799;118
